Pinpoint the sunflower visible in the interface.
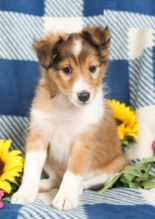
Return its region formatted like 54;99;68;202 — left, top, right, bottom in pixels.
0;140;24;194
108;100;139;144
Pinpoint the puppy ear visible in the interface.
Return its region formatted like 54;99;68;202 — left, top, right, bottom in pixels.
82;26;110;49
82;27;110;64
33;35;60;69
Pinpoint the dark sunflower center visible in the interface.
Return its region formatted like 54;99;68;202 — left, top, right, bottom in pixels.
0;159;5;176
116;119;123;126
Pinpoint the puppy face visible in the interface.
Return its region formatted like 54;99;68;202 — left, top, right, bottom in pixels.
34;27;110;107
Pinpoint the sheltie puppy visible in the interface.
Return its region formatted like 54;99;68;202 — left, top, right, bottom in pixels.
11;27;128;210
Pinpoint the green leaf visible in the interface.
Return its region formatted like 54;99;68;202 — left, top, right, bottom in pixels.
128;181;140;188
122;139;129;146
98;156;155;194
123;173;135;182
99;173;122;194
136;156;155;166
149;175;155;180
120;174;132;184
123;166;142;177
141;180;155;189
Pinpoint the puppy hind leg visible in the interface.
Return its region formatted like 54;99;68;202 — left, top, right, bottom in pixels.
39;173;61;192
39;158;61;192
82;173;109;190
103;154;128;175
82;154;128;190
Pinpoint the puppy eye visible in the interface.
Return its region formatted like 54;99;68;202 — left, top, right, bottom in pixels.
89;65;96;73
63;66;72;74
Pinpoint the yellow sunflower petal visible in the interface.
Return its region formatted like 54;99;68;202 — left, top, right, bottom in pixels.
0;140;8;157
4;157;24;172
3;166;23;176
0;140;12;161
0;180;12;193
0;140;4;154
0;139;24;194
8;150;22;157
108;99;139;142
117;123;125;140
4;140;12;149
0;174;16;183
4;150;23;162
0;170;21;182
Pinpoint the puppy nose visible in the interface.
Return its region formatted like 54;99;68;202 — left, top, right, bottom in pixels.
77;91;90;103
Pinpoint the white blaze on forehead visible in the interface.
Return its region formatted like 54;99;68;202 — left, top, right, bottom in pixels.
73;39;82;57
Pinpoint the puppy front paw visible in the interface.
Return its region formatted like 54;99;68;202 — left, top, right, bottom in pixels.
11;189;37;205
52;170;82;210
52;191;78;211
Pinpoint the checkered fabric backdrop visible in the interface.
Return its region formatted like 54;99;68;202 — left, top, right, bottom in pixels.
0;0;155;218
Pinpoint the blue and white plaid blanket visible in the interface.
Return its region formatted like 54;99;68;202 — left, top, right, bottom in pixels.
0;0;155;218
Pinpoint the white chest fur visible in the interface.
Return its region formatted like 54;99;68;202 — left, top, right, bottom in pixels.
31;91;104;165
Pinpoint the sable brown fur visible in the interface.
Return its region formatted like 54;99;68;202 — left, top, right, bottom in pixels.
69;103;128;175
29;27;127;177
21;27;128;208
12;27;128;210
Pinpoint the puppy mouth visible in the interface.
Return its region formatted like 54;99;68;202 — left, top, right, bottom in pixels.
71;101;90;107
76;101;90;106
